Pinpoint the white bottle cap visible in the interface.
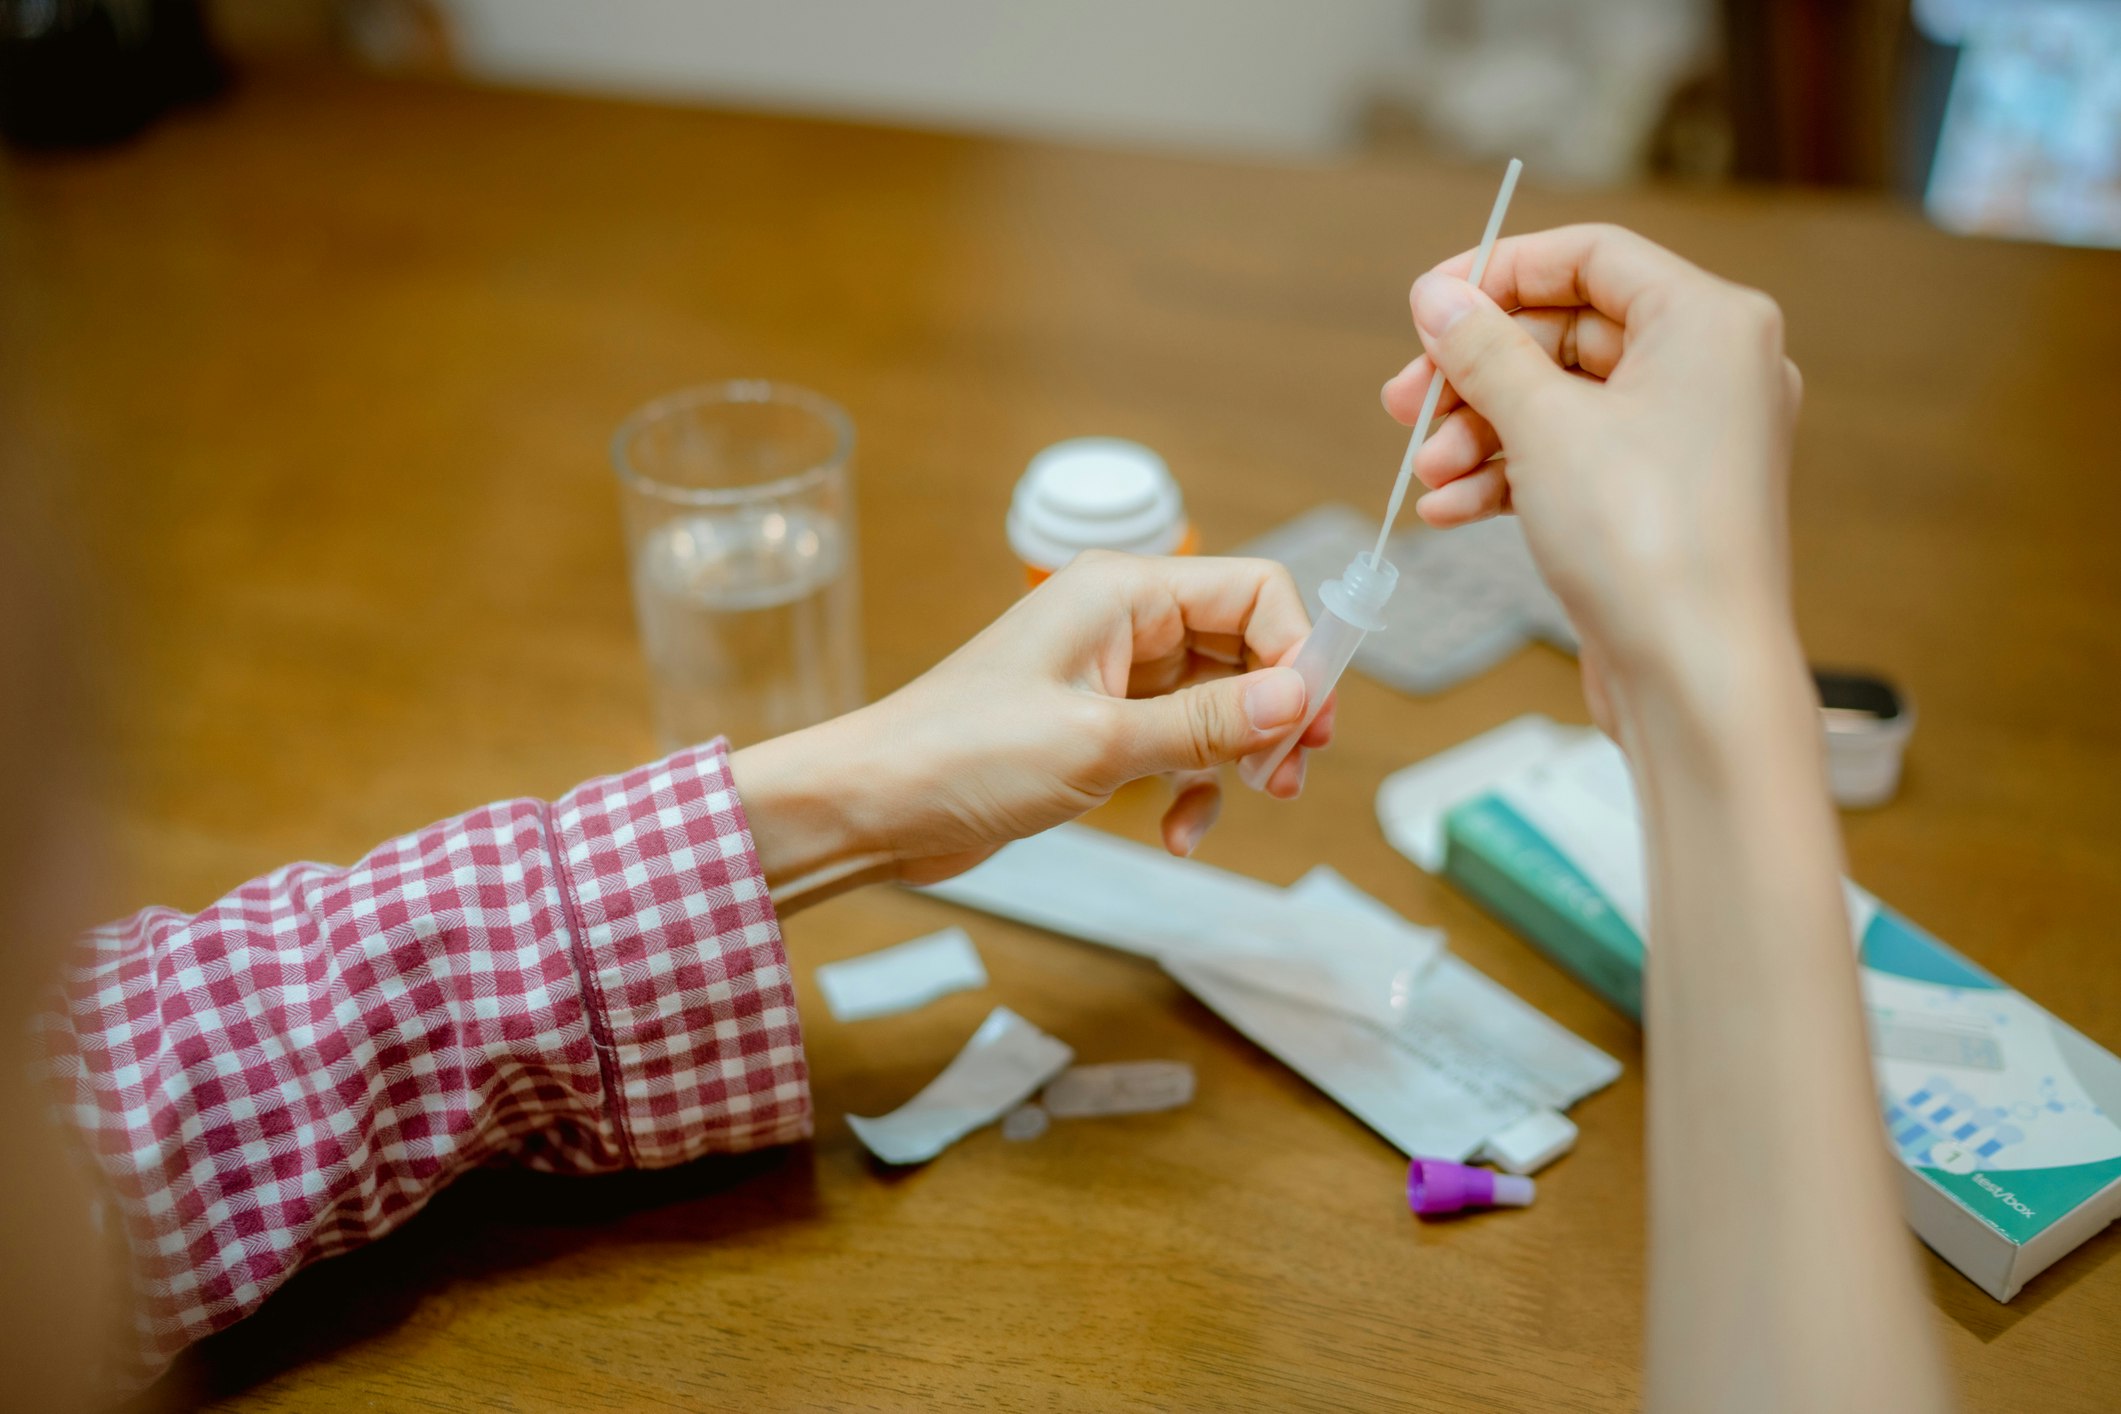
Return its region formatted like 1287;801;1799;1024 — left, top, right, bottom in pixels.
1007;437;1189;573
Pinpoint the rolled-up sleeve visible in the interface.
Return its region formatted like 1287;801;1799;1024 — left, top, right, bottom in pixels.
39;739;809;1391
551;740;809;1164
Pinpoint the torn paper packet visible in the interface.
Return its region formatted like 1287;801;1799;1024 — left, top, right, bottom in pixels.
923;824;1617;1170
1167;867;1616;1166
922;823;1441;1030
846;1006;1073;1165
815;926;988;1022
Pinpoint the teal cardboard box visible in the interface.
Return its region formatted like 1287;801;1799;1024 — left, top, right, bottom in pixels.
1382;719;2121;1303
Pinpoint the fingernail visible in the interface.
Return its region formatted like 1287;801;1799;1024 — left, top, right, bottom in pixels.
1414;274;1477;339
1173;821;1204;857
1244;667;1305;729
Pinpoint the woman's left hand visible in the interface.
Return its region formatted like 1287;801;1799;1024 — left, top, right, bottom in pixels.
732;550;1331;893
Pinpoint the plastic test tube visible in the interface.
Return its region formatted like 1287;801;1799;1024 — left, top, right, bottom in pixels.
1238;157;1521;795
1236;551;1399;792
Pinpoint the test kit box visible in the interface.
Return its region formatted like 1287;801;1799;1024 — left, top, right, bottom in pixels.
1378;718;2121;1303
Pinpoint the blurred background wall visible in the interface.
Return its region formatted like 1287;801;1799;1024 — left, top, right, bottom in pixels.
441;0;1425;159
5;0;2116;246
421;0;1727;184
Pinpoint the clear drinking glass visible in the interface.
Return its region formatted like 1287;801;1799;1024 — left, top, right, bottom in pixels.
611;382;863;751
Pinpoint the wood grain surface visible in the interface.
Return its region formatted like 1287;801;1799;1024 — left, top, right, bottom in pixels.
4;64;2118;1413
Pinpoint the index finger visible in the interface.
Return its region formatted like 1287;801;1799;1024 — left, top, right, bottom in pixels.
1118;554;1314;671
1423;223;1714;323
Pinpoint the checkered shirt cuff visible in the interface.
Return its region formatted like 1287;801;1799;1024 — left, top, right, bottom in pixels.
39;738;810;1392
551;741;812;1164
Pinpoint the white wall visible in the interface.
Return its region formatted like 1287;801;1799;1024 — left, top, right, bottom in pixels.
441;0;1426;157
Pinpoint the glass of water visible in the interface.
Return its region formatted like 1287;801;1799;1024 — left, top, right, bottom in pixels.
611;382;863;752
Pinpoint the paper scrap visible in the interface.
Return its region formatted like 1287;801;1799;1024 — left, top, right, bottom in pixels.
1043;1062;1196;1118
846;1006;1073;1165
921;824;1442;1030
815;926;988;1022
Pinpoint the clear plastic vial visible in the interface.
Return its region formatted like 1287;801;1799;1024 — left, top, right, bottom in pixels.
1238;552;1399;791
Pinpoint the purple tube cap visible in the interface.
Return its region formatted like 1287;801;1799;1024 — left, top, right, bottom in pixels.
1407;1157;1536;1217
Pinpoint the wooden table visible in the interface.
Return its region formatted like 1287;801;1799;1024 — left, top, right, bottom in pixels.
5;65;2118;1413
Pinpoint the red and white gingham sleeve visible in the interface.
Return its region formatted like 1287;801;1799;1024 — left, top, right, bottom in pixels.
38;739;809;1392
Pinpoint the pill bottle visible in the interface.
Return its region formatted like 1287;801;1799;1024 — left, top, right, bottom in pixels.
1006;437;1197;587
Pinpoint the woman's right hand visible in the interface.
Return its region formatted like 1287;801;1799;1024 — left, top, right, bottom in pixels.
1379;224;1806;733
1388;232;1959;1414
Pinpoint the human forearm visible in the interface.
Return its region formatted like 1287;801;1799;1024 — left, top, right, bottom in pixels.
730;715;886;909
732;552;1329;905
43;741;808;1389
1621;619;1950;1414
1395;223;1951;1410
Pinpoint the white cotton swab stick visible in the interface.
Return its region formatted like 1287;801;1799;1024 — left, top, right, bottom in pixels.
1369;156;1523;568
1234;158;1527;794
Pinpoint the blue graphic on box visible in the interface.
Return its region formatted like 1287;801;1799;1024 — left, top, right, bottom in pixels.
1882;1076;2025;1171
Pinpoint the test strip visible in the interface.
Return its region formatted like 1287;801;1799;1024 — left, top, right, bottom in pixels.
1043;1062;1196;1119
846;1006;1074;1165
815;926;988;1022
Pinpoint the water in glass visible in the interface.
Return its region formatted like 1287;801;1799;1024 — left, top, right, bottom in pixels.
632;504;860;750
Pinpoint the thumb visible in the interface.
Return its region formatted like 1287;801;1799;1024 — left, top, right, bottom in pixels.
1413;273;1566;436
1111;666;1306;777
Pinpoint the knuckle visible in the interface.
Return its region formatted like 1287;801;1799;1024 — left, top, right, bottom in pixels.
1073;691;1121;738
1070;694;1129;763
1256;558;1301;608
1047;548;1136;600
1731;287;1785;344
1633;278;1678;325
1180;689;1231;770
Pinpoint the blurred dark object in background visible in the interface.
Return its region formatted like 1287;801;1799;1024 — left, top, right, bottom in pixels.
203;0;456;77
0;0;225;146
1721;0;1928;188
